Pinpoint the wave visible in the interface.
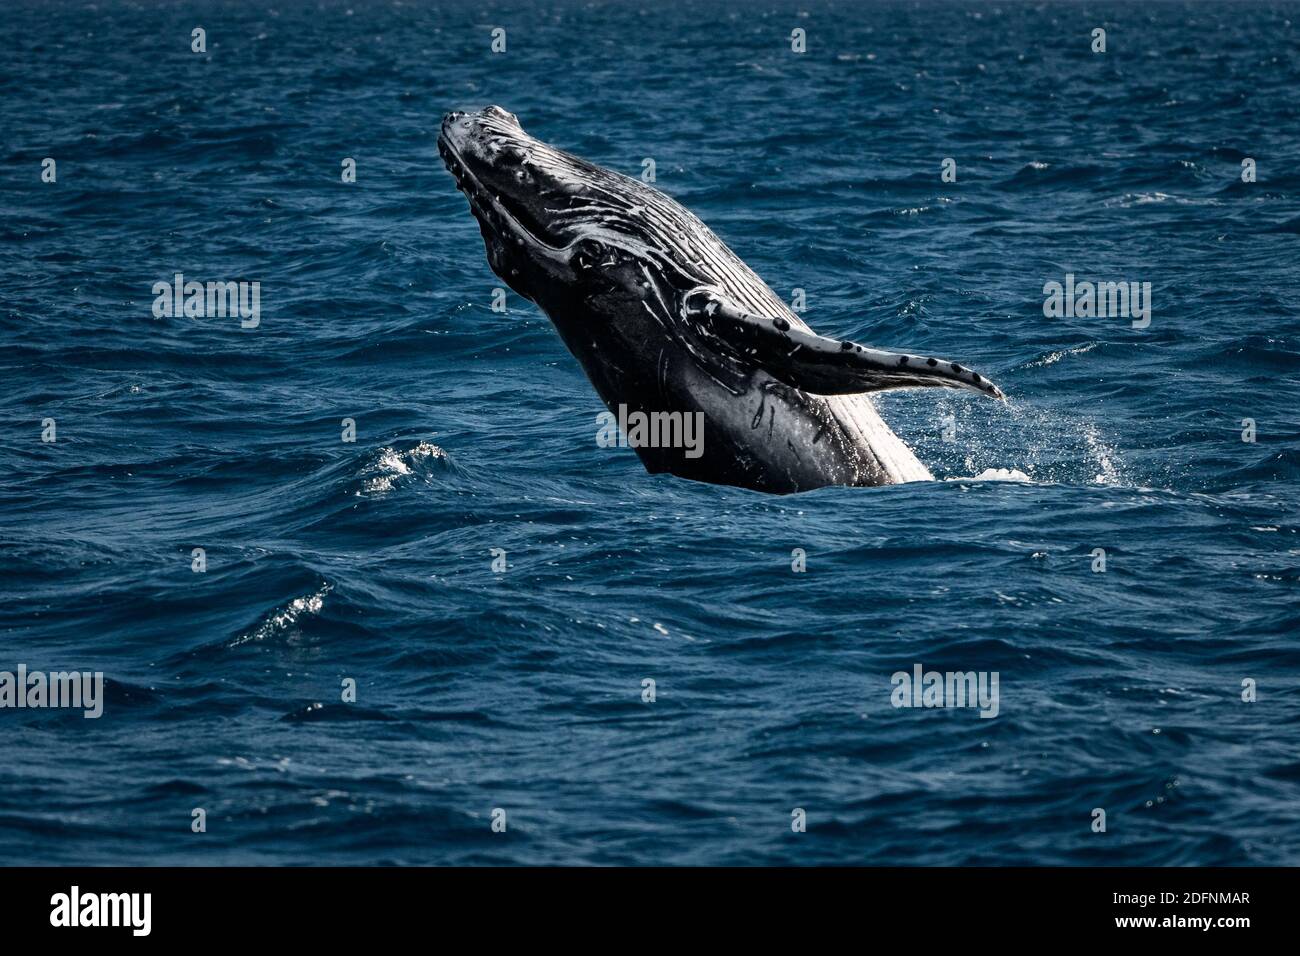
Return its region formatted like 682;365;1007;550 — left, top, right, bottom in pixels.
353;441;454;496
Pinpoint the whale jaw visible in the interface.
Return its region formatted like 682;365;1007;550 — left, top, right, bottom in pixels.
437;110;570;299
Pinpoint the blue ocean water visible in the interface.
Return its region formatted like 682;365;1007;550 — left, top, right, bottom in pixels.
2;0;1299;866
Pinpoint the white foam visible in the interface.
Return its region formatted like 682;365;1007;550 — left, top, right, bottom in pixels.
358;441;448;495
230;583;331;648
946;468;1032;482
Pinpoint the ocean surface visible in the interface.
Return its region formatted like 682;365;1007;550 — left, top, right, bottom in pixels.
2;0;1299;866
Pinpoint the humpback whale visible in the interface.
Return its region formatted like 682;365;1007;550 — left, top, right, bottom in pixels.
439;106;1005;494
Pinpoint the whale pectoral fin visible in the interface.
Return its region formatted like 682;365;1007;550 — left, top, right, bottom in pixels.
684;291;1005;400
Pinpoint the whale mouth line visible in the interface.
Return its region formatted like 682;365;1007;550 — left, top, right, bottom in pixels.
437;132;564;254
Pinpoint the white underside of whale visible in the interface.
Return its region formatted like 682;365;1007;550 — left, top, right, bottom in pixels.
830;393;934;484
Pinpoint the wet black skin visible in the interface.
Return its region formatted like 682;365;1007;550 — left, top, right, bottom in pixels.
438;106;937;493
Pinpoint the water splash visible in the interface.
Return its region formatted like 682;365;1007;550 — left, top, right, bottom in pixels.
229;583;332;649
356;441;450;496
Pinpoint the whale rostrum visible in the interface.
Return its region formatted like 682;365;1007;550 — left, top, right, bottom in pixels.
439;105;1005;494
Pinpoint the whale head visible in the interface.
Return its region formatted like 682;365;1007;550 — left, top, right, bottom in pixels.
438;105;709;315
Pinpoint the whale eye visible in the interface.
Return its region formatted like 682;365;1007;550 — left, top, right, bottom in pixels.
570;237;607;270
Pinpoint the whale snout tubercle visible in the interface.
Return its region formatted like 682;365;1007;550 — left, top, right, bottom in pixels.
442;106;521;136
481;104;521;126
